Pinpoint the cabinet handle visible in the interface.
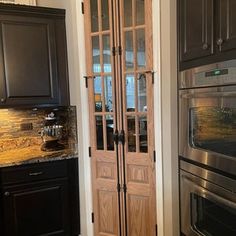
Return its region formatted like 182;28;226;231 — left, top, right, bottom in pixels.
202;43;209;50
4;191;10;196
29;171;43;176
0;98;5;103
217;38;223;46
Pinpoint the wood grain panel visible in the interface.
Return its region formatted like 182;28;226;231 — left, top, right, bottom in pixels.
98;190;118;235
127;194;150;236
96;161;115;180
127;164;149;184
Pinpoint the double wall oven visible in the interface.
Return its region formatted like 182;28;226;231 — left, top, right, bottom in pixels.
179;60;236;236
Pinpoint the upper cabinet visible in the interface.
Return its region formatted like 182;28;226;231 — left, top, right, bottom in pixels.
0;4;70;107
179;0;236;70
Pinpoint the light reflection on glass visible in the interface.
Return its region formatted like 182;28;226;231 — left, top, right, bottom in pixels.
104;76;113;112
103;35;111;73
126;75;135;112
92;36;101;73
127;116;136;152
94;76;102;112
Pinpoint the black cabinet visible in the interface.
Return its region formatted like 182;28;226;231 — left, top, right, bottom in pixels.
179;0;236;70
0;159;80;236
179;0;214;62
0;4;70;107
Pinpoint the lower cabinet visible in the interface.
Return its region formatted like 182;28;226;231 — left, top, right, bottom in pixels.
0;159;80;236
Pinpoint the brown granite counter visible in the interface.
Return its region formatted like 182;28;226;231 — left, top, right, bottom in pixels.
0;146;77;168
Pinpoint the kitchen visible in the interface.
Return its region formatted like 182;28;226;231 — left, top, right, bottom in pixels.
0;0;235;236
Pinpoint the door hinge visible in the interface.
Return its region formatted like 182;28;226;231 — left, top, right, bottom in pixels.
81;2;84;14
153;150;156;163
112;46;122;56
118;130;125;145
155;224;158;236
113;129;119;145
88;146;91;157
123;184;127;193
91;212;94;223
83;75;95;88
117;183;121;192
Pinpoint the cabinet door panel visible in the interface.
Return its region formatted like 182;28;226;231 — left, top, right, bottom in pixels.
218;0;236;52
0;15;59;105
2;179;70;236
180;0;214;62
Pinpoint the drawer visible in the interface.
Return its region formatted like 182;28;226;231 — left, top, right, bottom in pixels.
0;160;68;185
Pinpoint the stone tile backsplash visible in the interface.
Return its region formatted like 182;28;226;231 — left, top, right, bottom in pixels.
0;106;78;152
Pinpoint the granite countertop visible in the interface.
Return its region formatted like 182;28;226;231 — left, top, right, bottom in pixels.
0;146;77;168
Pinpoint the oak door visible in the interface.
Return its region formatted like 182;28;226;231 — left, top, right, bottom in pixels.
84;1;156;235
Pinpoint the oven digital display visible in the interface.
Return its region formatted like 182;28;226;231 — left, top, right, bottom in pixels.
205;69;228;77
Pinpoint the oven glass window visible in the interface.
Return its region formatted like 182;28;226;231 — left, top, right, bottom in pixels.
191;193;236;236
190;107;236;157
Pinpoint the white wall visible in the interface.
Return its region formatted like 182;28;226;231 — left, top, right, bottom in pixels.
37;1;179;236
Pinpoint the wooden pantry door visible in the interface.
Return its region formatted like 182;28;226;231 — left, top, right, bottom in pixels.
84;0;156;235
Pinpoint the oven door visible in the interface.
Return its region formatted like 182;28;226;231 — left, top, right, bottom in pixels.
179;85;236;176
180;169;236;236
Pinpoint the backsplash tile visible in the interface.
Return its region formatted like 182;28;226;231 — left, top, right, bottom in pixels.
0;106;78;153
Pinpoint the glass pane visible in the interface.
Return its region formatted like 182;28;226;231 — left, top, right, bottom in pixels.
92;36;101;73
139;116;148;153
138;75;147;112
124;0;132;27
104;76;113;112
106;115;114;151
192;193;236;236
125;31;134;70
136;29;146;68
136;0;145;25
96;116;104;150
103;35;111;73
102;0;110;30
127;116;136;152
190;107;236;157
94;76;103;112
126;74;135;112
90;0;98;32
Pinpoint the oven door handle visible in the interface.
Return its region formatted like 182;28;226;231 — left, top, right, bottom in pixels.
182;175;236;209
180;91;236;99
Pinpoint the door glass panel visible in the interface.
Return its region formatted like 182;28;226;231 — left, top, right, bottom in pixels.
139;116;148;153
136;0;145;25
191;193;236;236
106;115;114;151
138;75;147;112
104;76;113;112
90;0;99;32
102;0;110;30
103;35;111;73
125;31;134;70
92;36;101;73
190;107;236;157
124;0;132;27
126;74;135;112
94;76;103;112
96;116;104;150
127;116;136;152
136;29;146;68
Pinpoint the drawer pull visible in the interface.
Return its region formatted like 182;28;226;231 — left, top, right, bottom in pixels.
29;171;43;176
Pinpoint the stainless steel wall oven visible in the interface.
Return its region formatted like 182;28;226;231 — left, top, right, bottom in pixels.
179;60;236;236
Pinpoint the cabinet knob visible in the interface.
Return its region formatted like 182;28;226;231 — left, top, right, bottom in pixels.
202;43;209;50
4;191;10;196
0;98;5;103
217;38;223;46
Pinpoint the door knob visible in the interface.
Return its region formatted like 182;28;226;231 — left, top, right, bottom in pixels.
0;98;5;103
202;43;209;50
217;38;223;46
4;191;10;196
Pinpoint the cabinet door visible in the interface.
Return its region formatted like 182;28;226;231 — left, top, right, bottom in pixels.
2;179;70;236
217;0;236;52
179;0;214;62
0;15;59;106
